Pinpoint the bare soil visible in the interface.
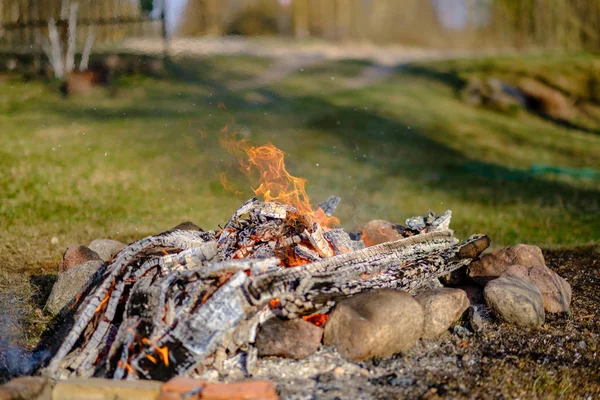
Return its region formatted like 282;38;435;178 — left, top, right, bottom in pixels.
253;246;600;399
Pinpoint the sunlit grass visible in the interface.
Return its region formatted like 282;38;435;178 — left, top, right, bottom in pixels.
0;53;598;280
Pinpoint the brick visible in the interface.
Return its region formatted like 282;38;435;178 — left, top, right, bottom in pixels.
158;377;278;400
52;378;162;400
0;377;51;400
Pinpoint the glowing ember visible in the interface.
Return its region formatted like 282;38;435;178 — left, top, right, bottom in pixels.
302;313;329;327
156;346;169;367
221;132;339;229
146;354;157;364
95;293;110;313
142;338;170;367
117;361;135;374
268;298;280;308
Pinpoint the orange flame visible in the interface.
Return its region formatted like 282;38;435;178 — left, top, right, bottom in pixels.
95;293;110;313
117;361;135;374
303;313;329;327
221;132;339;229
268;298;280;308
142;338;170;367
220;172;241;195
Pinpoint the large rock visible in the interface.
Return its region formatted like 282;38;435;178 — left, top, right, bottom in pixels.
460;77;525;114
170;221;203;232
360;220;402;247
469;244;545;285
255;318;323;359
58;245;102;273
484;276;545;328
518;78;575;122
323;289;423;361
88;239;127;262
45;260;104;315
502;264;572;313
415;288;470;339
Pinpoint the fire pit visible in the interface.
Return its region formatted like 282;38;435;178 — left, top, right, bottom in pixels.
41;197;487;381
36;139;490;382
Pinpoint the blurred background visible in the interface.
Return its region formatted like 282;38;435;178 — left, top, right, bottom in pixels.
0;1;599;351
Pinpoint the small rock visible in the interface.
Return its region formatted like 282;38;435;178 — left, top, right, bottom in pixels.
323;289;423;361
170;221;203;231
453;325;473;338
484;276;545;328
360;220;402;247
468;244;545;285
45;260;104;315
58;245;102;273
415;288;470;339
50;237;59;245
88;239;127;262
256;318;323;359
502;264;572;313
469;303;494;332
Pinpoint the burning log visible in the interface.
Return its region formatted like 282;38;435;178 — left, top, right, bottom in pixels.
40;197;489;382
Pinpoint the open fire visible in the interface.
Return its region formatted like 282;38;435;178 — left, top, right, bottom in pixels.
38;140;489;382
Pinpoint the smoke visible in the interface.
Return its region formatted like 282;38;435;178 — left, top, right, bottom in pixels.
0;280;44;382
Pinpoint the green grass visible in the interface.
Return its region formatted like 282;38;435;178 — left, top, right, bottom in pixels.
0;53;599;283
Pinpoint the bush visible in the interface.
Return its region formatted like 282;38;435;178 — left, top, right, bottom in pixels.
226;8;279;37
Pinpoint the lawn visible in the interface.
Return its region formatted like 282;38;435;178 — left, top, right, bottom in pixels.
1;52;598;284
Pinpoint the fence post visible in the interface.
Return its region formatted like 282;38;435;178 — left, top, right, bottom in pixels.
161;0;169;58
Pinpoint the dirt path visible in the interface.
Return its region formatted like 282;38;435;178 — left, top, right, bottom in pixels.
121;37;503;91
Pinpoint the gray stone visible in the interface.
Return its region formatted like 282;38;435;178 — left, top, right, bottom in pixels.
484;276;545;328
361;220;402;247
45;260;104;315
469;244;545;285
58;245;101;273
415;288;470;339
502;264;572;313
256;318;323;359
323;289;423;361
170;221;203;232
88;239;127;262
469;303;494;332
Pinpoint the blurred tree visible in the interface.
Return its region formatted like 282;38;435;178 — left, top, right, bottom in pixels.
174;0;600;51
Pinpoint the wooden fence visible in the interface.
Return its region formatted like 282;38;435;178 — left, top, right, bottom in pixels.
178;0;600;51
0;0;167;53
